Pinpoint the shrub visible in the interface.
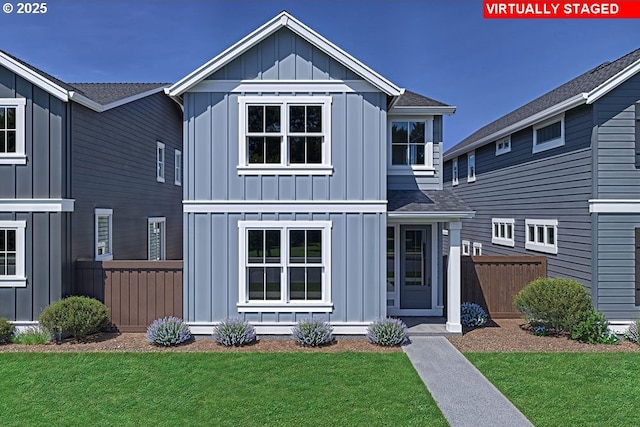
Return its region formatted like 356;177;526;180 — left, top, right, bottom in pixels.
292;319;333;347
624;320;640;343
146;316;192;347
0;317;15;343
12;325;50;345
212;318;256;347
460;302;488;328
39;296;109;340
513;277;593;334
571;309;619;345
367;318;408;346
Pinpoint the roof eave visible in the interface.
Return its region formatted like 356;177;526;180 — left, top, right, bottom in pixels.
69;85;169;112
0;51;69;102
390;106;456;116
387;211;475;220
586;58;640;104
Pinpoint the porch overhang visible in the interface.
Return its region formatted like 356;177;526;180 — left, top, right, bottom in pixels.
387;211;475;221
387;189;475;219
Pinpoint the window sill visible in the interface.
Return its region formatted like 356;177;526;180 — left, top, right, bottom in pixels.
0;277;27;287
532;138;564;154
467;176;476;183
237;302;333;313
95;254;114;261
525;243;558;255
0;154;27;165
157;177;165;183
174;181;182;186
237;165;333;176
388;167;436;176
492;238;515;247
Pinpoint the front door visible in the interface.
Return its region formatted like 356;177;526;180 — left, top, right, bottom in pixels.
400;227;432;309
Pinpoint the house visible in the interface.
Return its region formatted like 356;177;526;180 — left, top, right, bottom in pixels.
442;47;640;332
0;51;183;327
167;11;473;334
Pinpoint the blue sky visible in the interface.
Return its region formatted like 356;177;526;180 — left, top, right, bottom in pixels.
0;0;638;148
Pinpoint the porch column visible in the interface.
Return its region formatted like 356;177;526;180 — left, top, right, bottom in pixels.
446;221;462;333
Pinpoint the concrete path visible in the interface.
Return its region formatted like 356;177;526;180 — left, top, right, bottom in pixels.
403;337;533;427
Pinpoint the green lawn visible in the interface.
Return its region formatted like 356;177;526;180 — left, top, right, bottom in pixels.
0;352;446;427
466;352;640;427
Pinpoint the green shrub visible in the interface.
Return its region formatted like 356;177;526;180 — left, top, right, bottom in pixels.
12;325;50;345
39;296;109;340
0;317;15;343
367;318;408;346
513;277;593;334
292;319;333;347
571;309;619;344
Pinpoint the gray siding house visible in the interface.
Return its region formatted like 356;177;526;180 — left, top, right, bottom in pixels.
443;47;640;332
0;51;183;326
167;12;473;334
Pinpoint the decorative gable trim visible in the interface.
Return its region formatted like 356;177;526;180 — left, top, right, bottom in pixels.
167;11;402;97
0;51;69;101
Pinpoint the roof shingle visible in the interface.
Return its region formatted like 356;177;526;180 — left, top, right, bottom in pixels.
387;189;472;213
394;90;451;107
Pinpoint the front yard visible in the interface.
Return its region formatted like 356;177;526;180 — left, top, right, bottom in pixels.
0;352;447;427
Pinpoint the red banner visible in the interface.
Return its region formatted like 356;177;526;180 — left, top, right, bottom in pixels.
484;1;640;18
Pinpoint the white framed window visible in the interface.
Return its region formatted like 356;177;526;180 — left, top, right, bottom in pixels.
495;137;511;156
452;157;459;186
492;218;515;247
238;220;332;312
472;242;482;256
390;118;434;170
533;114;564;153
0;220;27;287
0;98;26;165
467;151;476;183
148;217;166;261
462;240;471;256
525;219;558;254
95;208;113;261
174;149;182;186
237;96;332;175
156;141;165;183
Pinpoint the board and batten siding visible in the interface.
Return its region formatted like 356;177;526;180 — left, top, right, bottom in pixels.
443;104;594;291
183;212;386;324
71;93;184;261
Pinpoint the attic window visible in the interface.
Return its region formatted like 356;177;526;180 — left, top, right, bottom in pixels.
495;137;511;156
0;98;26;165
533;114;564;154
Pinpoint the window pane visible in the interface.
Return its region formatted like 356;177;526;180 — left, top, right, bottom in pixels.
265;106;280;133
493;223;499;238
306;106;322;133
537;226;544;243
391;122;408;143
0;132;5;153
499;223;505;238
248;137;264;163
409;122;425;143
528;225;535;242
507;224;513;239
289;137;305;164
248;230;264;263
6;132;15;153
537;121;561;144
387;227;395;292
248;267;264;300
289;230;305;263
289;106;305;133
7;108;15;129
97;217;109;252
0;230;4;251
265;137;281;164
307;267;322;300
6;254;15;275
405;230;423;286
409;144;424;165
392;145;407;165
248;106;263;133
0;255;4;275
0;108;4;129
265;267;280;300
547;227;555;245
289;267;305;300
306;137;322;164
265;230;280;263
307;230;322;263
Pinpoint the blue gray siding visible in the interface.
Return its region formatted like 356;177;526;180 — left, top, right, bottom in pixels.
387;142;443;191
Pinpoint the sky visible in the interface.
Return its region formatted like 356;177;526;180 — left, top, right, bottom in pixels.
0;0;638;149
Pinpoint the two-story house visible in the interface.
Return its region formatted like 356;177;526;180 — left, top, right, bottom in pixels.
0;50;183;327
167;12;473;334
443;47;640;332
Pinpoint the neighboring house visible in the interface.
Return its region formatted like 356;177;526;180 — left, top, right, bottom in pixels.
442;47;640;332
0;51;183;326
167;12;473;334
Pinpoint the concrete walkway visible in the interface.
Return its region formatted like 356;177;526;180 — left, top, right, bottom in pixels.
403;337;533;427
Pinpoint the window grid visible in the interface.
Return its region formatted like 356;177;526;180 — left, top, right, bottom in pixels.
492;218;515;247
391;121;426;166
0;106;17;154
525;219;558;254
0;229;17;276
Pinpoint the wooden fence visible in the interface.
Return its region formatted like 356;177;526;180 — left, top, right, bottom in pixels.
459;256;547;318
75;260;183;332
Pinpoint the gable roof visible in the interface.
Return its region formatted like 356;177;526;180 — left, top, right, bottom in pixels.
0;50;168;112
390;89;456;115
167;11;403;97
444;47;640;161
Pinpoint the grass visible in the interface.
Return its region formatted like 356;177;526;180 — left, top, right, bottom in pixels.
466;352;640;427
11;326;50;345
0;352;446;427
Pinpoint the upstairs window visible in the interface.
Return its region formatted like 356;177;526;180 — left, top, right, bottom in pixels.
533;115;564;153
467;151;476;183
156;141;165;183
238;96;332;175
452;157;459;186
525;219;558;254
392;121;425;165
495;137;511;155
0;98;26;165
174;149;182;186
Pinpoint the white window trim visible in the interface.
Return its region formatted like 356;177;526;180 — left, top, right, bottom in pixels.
148;217;166;261
388;116;435;173
495;136;511;156
472;242;482;256
462;240;471;256
0;98;27;165
0;220;27;287
174;149;182;186
237;220;332;312
525;219;558;255
156;141;165;183
532;114;565;154
452;157;459;186
491;218;515;247
237;96;333;175
467;151;476;183
95;208;113;261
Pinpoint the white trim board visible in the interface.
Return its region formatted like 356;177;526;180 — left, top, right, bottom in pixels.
0;199;75;212
187;321;371;335
184;200;387;213
589;199;640;213
0;52;69;101
191;79;379;93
